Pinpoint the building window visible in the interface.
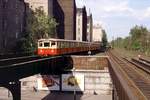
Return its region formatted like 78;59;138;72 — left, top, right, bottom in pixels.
15;2;18;9
78;28;80;32
16;32;18;39
78;18;80;25
3;20;7;30
20;23;23;32
78;37;80;41
4;39;7;47
22;81;27;86
16;16;18;24
87;25;89;29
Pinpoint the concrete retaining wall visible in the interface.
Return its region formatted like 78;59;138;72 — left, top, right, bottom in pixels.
20;56;112;95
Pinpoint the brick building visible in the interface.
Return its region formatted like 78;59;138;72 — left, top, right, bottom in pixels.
87;14;93;42
53;0;76;40
0;0;26;53
76;7;87;41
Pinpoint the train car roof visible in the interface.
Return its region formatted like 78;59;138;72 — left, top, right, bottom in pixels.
38;38;101;44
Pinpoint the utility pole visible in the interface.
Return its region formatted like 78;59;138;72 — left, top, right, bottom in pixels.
73;68;76;100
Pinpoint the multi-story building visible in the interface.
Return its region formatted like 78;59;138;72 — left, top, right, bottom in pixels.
25;0;76;40
53;0;76;40
93;24;103;42
0;0;3;53
76;7;87;41
25;0;53;16
0;0;26;53
87;14;93;42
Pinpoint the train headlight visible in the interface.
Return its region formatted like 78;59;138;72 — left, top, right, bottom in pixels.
51;49;54;53
40;50;43;53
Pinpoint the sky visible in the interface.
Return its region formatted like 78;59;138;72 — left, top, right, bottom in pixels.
76;0;150;41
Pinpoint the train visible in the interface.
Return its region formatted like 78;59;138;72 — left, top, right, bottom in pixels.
37;38;101;56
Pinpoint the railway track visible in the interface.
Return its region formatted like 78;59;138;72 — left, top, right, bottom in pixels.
107;50;150;100
139;57;150;64
127;58;150;74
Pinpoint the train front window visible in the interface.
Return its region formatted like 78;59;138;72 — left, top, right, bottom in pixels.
44;42;50;47
51;42;56;47
39;42;43;47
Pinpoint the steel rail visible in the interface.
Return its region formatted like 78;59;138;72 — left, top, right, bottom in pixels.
107;50;150;100
130;58;150;74
139;58;150;64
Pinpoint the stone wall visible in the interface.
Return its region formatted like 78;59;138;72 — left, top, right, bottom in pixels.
71;56;109;70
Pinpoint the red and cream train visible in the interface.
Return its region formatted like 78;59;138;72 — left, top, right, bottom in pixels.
37;38;100;56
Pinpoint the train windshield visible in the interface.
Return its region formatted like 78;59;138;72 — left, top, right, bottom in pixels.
39;42;43;47
51;42;56;47
51;41;56;48
44;42;50;47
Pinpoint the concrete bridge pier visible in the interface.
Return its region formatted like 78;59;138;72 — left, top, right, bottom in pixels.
0;81;21;100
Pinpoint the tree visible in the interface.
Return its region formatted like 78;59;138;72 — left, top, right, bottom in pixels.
16;7;58;52
112;25;150;55
129;25;149;51
26;7;58;40
101;30;108;49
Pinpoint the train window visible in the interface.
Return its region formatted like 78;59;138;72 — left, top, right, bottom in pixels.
62;42;65;48
72;42;74;47
51;42;56;47
44;42;50;47
64;42;66;48
71;42;73;47
57;42;60;48
39;42;43;47
66;42;69;48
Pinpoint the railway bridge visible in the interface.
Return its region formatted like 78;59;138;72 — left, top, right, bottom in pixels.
0;51;150;100
0;55;71;100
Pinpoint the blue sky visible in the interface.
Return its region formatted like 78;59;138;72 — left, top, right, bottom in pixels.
76;0;150;41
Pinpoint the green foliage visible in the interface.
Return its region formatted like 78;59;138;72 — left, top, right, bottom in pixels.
102;30;108;48
112;25;150;55
26;7;58;40
129;25;148;39
131;41;141;50
17;7;58;52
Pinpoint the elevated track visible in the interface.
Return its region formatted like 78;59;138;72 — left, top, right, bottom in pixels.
107;50;150;100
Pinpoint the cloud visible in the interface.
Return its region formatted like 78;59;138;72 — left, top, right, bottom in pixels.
75;0;150;41
143;7;150;18
76;0;150;20
76;0;134;18
102;1;133;13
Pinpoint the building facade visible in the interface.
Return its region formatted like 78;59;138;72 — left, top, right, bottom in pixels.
76;7;87;41
0;0;26;53
0;0;3;53
25;0;76;40
25;0;53;16
87;14;93;42
53;0;76;40
93;24;103;42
